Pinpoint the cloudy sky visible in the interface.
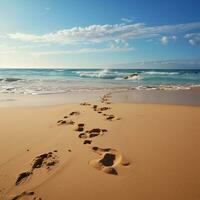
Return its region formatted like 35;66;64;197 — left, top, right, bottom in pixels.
0;0;200;68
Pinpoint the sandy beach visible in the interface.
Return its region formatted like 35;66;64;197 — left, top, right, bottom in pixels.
0;93;200;200
1;0;200;199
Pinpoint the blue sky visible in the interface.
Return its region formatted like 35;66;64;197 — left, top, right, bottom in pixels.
0;0;200;68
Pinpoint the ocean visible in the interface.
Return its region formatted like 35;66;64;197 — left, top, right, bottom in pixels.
0;68;200;95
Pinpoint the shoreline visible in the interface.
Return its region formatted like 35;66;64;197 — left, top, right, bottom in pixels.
0;87;200;107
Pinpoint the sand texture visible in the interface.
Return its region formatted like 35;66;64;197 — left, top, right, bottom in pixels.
0;94;200;200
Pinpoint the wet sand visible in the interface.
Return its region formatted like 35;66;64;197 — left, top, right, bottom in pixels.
0;87;200;107
0;93;200;200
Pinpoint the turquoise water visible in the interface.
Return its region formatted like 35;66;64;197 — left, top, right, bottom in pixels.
0;68;200;95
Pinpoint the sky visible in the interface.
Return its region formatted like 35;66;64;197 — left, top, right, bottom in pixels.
0;0;200;68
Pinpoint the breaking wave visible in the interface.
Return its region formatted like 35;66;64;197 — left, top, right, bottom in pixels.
142;71;179;75
0;68;200;95
76;69;126;79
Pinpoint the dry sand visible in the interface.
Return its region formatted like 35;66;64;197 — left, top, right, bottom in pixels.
0;94;200;200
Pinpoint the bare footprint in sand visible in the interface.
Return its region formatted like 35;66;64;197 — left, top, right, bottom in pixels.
89;147;130;175
12;191;41;200
75;123;85;132
57;111;80;125
97;107;110;112
32;152;58;170
15;171;32;185
78;128;107;139
83;139;92;145
15;152;58;185
69;111;80;116
57;119;75;125
92;105;98;111
80;102;91;106
100;94;112;104
105;114;121;121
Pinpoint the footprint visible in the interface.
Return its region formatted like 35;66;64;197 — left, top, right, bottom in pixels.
32;152;59;170
80;102;91;106
89;147;130;175
78;133;88;139
100;98;109;103
15;171;32;185
75;127;84;132
57;111;80;125
105;115;121;121
83;140;92;145
93;105;98;111
97;107;110;112
15;152;59;185
12;191;41;200
75;123;85;132
69;111;80;116
57;120;75;125
88;128;107;133
100;94;112;104
32;152;54;169
78;128;107;139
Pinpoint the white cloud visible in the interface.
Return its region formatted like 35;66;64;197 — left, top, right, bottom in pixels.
160;36;169;44
172;35;177;40
184;33;200;45
7;22;200;45
109;39;129;49
0;43;50;51
160;35;177;45
31;47;135;56
0;50;17;55
8;33;42;42
121;17;133;23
